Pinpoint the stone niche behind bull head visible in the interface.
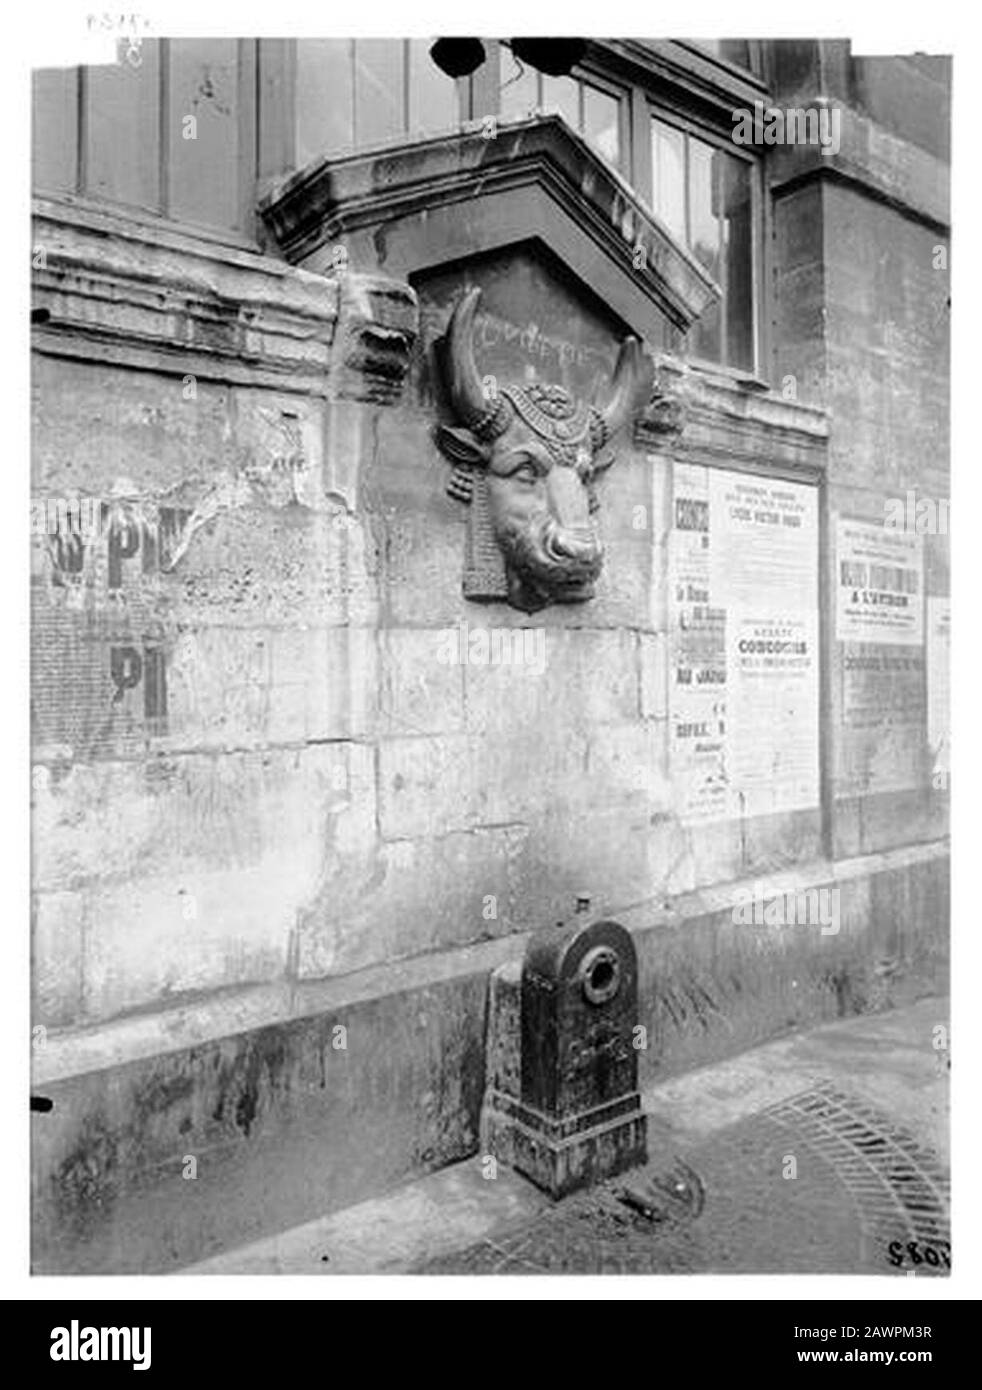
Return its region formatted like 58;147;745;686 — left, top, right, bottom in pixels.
421;250;655;614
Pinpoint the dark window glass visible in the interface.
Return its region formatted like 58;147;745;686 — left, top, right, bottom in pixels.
651;115;756;370
721;154;754;370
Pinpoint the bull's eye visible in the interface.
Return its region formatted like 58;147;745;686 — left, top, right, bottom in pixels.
505;456;540;484
492;449;548;483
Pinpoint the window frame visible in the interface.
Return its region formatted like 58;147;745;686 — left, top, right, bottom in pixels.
675;39;766;81
647;101;765;381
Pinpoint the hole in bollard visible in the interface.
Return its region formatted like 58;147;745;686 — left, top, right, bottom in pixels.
590;959;614;993
581;946;620;1005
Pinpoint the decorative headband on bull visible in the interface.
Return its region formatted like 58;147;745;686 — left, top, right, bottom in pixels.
434;286;654;612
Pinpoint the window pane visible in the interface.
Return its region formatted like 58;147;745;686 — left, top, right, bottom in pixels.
687;137;720;275
697;40;755;73
688;137;722;363
583;82;620;168
721;154;754;370
85;38;160;211
296;39;354;166
408;39;458;134
541;74;579;132
33;68;78;194
168;39;240;231
651;118;686;241
499;48;538;119
354;39;404;146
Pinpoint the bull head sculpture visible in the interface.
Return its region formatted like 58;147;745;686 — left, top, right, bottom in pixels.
435;288;654;613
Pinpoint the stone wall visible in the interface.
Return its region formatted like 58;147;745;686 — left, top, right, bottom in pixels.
768;49;950;861
30;49;950;1271
32;199;842;1033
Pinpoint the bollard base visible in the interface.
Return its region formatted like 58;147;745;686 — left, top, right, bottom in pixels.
482;1088;648;1199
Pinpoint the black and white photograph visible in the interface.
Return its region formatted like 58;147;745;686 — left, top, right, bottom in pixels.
7;0;978;1344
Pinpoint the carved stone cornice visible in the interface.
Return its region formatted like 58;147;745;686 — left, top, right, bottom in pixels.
636;355;829;482
259;115;721;337
766;101;950;234
593;39;768;124
30;196;418;403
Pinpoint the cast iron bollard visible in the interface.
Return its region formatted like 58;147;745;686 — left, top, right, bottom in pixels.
482;918;647;1198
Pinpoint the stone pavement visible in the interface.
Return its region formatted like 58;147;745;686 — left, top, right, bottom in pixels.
184;996;949;1277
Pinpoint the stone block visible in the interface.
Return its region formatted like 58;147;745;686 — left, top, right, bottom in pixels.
640;632;668;719
462;627;639;738
32;891;84;1028
377;734;486;839
377;627;465;738
295;823;529;978
81;865;295;1021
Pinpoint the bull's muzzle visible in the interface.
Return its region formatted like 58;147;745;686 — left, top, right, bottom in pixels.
544;526;603;567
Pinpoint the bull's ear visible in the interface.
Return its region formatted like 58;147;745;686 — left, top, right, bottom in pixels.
434;423;490;467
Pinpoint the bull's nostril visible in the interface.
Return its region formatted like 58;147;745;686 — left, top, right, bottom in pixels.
548;529;599;561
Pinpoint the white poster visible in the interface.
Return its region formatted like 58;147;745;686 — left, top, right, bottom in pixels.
669;464;727;822
669;466;820;823
836;518;924;646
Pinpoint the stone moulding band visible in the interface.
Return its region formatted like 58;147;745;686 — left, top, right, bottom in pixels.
31;840;947;1089
482;1087;644;1143
31;196;419;402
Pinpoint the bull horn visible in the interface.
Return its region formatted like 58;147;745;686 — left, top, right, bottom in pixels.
595;338;654;443
444;287;500;434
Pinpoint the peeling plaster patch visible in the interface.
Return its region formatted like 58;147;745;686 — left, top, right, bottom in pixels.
164;398;325;570
163;471;254;571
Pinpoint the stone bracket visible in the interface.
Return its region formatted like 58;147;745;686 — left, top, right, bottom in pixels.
334;273;419;405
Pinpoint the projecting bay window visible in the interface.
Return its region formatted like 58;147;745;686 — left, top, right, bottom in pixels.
650;114;758;374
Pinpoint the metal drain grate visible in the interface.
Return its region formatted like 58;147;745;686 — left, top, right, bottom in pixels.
764;1083;950;1272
